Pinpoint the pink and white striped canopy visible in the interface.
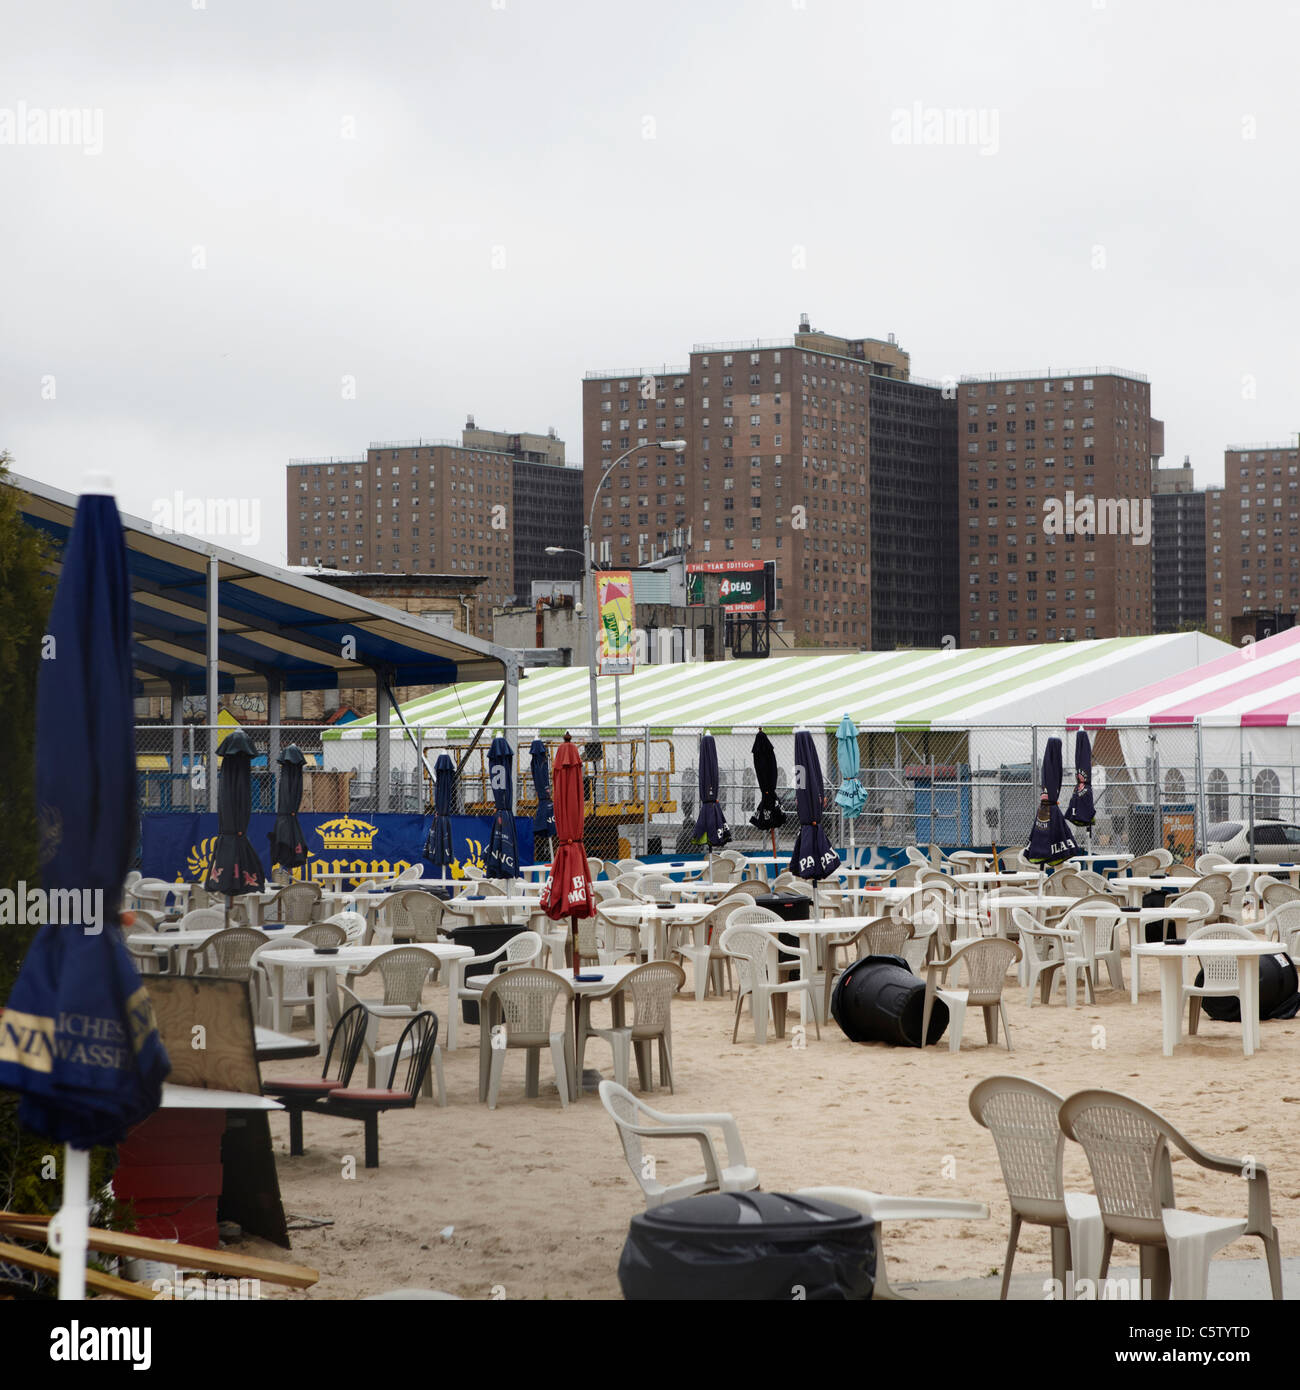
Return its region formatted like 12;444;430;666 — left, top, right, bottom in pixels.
1068;627;1300;727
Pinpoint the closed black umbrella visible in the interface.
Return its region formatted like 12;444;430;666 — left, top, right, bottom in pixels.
485;735;520;879
267;745;308;871
1026;736;1080;865
205;727;266;920
749;728;785;860
423;753;455;875
789;728;841;888
1065;729;1096;830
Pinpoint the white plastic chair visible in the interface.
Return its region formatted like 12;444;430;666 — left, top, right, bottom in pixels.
1184;923;1259;1037
1012;909;1074;1004
719;914;821;1045
1260;901;1300;954
455;931;546;1018
921;937;1021;1052
580;961;683;1094
1057;895;1126;998
479;968;574;1110
969;1076;1103;1298
598;1080;757;1208
1195;852;1231;875
1060;1088;1282;1300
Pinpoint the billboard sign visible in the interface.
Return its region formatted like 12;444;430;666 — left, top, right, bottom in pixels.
596;570;635;675
687;560;767;613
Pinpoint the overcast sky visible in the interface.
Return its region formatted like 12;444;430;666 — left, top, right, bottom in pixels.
4;0;1297;562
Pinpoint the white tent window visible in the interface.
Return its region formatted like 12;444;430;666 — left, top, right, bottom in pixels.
1207;768;1229;822
1164;768;1186;799
1255;768;1281;820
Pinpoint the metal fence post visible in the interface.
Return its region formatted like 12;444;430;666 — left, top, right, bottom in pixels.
1195;722;1208;856
643;723;651;856
1246;750;1255;848
186;724;195;812
1150;731;1161;857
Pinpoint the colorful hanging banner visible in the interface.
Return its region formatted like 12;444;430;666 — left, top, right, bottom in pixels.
596;570;635;676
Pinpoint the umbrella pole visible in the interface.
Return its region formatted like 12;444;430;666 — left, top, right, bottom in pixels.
54;1144;90;1300
571;912;582;1102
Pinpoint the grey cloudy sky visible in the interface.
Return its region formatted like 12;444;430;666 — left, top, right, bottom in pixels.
3;0;1297;562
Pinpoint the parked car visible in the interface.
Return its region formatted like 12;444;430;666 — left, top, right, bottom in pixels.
1204;819;1300;863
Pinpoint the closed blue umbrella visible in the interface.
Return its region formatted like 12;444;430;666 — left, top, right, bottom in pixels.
693;733;732;853
834;714;866;865
423;753;455;874
0;490;170;1297
485;735;520;879
530;738;556;848
1065;729;1096;831
1026;736;1080;865
789;728;842;889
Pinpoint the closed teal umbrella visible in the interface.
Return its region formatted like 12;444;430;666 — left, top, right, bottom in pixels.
835;714;866;865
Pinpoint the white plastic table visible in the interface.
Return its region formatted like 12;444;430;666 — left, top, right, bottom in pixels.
1109;876;1195;908
600;901;712;959
1080;905;1203;1002
255;942;472;1051
127;920;312;971
131;882;193;911
474;962;645;1101
446;894;542;925
1133;939;1279;1057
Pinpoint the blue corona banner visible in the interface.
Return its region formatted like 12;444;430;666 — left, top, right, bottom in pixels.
142;812;535;886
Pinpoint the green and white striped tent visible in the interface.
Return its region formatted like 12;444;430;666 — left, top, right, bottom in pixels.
322;632;1227;782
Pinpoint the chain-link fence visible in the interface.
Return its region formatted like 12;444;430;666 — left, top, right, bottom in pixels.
132;721;1300;862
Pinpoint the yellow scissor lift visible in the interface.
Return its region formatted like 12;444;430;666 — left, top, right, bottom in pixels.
422;735;678;860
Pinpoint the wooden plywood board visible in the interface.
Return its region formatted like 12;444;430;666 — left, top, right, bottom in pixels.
145;976;262;1096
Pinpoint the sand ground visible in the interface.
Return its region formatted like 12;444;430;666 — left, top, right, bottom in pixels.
242;953;1300;1300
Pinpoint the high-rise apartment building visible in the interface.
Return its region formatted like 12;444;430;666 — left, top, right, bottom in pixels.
581;318;937;646
286;423;581;637
1212;439;1300;638
1152;456;1207;634
957;369;1159;646
867;375;958;648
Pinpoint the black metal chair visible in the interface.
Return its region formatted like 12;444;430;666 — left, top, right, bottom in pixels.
319;1011;441;1168
262;1003;369;1156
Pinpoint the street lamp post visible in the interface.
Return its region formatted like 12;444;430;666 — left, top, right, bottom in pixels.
548;438;686;733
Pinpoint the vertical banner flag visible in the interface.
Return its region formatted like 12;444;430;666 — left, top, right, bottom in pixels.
596;570;635;676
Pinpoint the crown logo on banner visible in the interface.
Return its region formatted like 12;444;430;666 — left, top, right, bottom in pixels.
316;817;379;851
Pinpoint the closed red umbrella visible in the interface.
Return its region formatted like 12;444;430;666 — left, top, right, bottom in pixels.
539;734;595;976
538;734;595;1098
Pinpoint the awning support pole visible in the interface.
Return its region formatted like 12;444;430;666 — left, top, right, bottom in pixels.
504;661;519;819
376;671;391;814
267;678;282;775
206;553;219;813
169;681;185;810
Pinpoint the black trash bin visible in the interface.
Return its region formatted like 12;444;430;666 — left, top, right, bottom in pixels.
439;923;527;1024
831;954;948;1047
619;1190;876;1300
1194;949;1300;1021
754;893;812;958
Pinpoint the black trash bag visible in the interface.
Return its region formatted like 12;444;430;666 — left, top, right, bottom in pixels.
619;1191;875;1301
1140;889;1174;943
831;954;948;1047
1193;950;1300;1021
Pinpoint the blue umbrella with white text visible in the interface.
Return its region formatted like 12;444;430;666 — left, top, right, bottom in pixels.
0;488;170;1298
